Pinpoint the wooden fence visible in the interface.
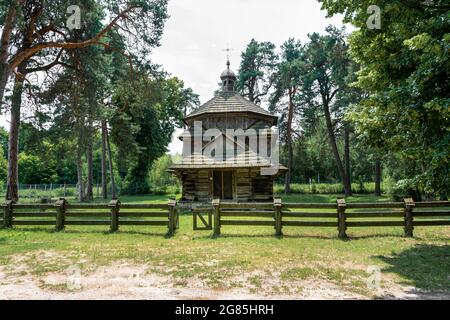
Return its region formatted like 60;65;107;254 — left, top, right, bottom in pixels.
2;198;449;239
212;198;450;238
1;199;179;236
193;206;213;231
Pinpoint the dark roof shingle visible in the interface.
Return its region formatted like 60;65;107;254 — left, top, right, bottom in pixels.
185;91;277;123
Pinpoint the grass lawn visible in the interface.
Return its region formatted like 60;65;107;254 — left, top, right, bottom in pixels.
0;194;449;299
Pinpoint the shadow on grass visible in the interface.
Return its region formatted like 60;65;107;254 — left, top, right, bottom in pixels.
203;233;336;240
7;226;169;237
349;234;422;240
3;226;447;242
377;244;450;293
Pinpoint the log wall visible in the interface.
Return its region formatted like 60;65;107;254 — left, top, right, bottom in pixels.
181;168;274;202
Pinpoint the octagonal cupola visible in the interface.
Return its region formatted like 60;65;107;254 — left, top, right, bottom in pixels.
220;60;237;92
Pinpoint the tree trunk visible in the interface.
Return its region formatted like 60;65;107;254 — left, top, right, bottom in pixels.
285;139;293;194
5;70;25;202
323;102;352;196
248;78;255;103
0;0;19;107
86;123;94;201
76;128;85;201
284;89;295;195
101;120;108;199
105;122;116;198
374;159;382;197
344;126;351;186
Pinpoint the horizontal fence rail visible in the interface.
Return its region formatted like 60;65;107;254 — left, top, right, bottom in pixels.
1;199;179;236
212;198;450;238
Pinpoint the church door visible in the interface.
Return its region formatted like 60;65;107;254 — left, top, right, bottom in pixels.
213;170;233;200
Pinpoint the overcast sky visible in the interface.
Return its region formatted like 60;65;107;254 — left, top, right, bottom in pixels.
153;0;346;154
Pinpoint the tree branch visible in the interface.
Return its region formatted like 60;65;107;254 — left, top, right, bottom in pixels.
329;88;339;102
24;49;68;73
92;41;134;82
8;5;138;71
26;4;43;42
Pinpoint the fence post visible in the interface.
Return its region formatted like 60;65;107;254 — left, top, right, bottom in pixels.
337;199;347;240
55;198;67;232
3;200;13;228
109;199;120;233
403;198;415;237
175;204;180;230
168;199;177;236
274;198;283;236
213;199;221;236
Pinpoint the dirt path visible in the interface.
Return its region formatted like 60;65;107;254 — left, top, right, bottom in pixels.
0;261;448;300
0;263;366;300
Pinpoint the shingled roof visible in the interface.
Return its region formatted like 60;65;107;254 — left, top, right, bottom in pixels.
169;151;287;173
185;91;278;124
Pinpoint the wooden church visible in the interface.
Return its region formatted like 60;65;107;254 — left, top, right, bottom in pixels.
170;61;286;202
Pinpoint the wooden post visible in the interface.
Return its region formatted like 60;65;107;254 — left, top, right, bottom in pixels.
274;198;283;236
175;205;180;230
55;198;67;232
193;209;198;230
213;199;221;236
3;200;13;228
404;198;415;237
168;199;177;236
337;198;347;239
109;199;120;233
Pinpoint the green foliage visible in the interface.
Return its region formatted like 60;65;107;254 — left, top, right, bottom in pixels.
388;179;419;201
18;153;58;184
148;154;180;194
276;118;380;185
236;39;278;104
270;38;305;127
0;126;7;158
274;182;384;195
0;143;7;183
15;124;78;184
321;0;450;195
112;76;195;194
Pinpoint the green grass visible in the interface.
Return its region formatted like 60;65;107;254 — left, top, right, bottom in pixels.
279;193;390;203
0;194;449;298
274;182;388;195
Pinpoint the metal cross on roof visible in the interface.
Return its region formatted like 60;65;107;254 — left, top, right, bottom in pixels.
222;47;233;68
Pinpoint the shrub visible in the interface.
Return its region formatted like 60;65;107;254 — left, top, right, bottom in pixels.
54;187;76;197
389;179;421;201
122;180;151;195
